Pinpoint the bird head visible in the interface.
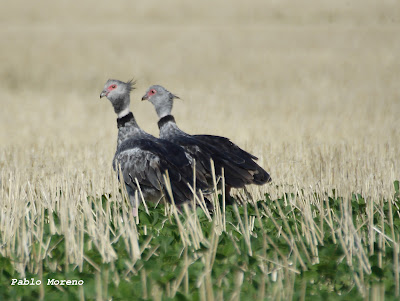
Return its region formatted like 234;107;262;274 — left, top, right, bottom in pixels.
141;85;180;118
100;79;135;116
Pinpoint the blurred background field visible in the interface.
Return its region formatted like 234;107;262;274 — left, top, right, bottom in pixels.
1;0;399;200
0;0;400;291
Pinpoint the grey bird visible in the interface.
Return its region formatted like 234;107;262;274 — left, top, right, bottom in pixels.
100;79;208;215
142;85;272;202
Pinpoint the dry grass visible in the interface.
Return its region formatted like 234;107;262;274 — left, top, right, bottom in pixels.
1;1;399;197
0;0;400;299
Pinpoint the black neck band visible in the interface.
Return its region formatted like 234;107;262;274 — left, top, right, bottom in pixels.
157;115;175;129
117;112;134;128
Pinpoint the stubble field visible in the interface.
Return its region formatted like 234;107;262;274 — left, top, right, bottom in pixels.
1;1;399;300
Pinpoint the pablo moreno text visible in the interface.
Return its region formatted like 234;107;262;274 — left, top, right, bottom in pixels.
11;278;84;286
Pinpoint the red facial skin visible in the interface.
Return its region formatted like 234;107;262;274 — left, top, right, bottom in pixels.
146;89;156;98
106;84;117;97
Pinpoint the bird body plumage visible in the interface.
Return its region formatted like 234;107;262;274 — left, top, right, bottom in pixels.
142;85;272;195
100;79;208;215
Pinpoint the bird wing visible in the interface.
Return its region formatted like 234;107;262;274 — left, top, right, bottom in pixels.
166;135;251;187
114;146;163;191
167;135;213;180
194;135;271;184
194;135;258;161
114;138;201;204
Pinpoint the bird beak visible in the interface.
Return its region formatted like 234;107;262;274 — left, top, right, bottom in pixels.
100;91;107;99
141;94;148;101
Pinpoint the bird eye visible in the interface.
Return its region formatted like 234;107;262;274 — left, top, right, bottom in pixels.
150;89;156;94
111;85;116;89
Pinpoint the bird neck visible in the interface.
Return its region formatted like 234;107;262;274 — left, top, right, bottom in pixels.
112;94;131;117
117;107;131;119
155;102;173;119
157;115;176;129
117;112;136;128
116;112;143;146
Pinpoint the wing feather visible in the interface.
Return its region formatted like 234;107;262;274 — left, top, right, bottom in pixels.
113;138;205;205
